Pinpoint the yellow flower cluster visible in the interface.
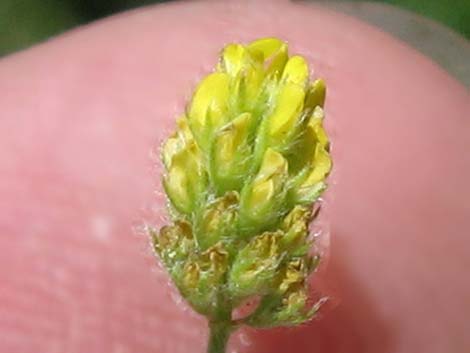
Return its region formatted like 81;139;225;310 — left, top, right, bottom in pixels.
152;38;332;331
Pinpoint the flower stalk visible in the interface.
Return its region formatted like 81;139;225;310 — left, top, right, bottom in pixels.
207;320;233;353
150;37;332;353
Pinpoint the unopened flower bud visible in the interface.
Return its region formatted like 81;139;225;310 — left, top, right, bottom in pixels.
281;55;309;86
267;83;306;141
247;37;288;77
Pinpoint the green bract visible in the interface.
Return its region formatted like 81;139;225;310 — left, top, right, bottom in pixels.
151;37;332;351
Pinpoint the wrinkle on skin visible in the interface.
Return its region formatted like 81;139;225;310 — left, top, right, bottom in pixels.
0;1;469;353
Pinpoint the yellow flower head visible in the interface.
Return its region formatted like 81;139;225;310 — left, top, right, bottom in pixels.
153;38;332;331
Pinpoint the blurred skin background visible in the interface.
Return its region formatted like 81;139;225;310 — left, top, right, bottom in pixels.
1;0;470;57
1;1;469;352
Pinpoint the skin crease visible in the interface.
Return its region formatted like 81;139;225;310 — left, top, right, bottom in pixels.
1;0;469;352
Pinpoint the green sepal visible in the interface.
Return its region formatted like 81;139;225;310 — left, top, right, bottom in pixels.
239;148;289;235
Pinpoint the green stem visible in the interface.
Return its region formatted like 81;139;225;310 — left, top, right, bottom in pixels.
207;320;233;353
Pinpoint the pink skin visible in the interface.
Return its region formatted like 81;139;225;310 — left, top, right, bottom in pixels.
1;0;469;352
